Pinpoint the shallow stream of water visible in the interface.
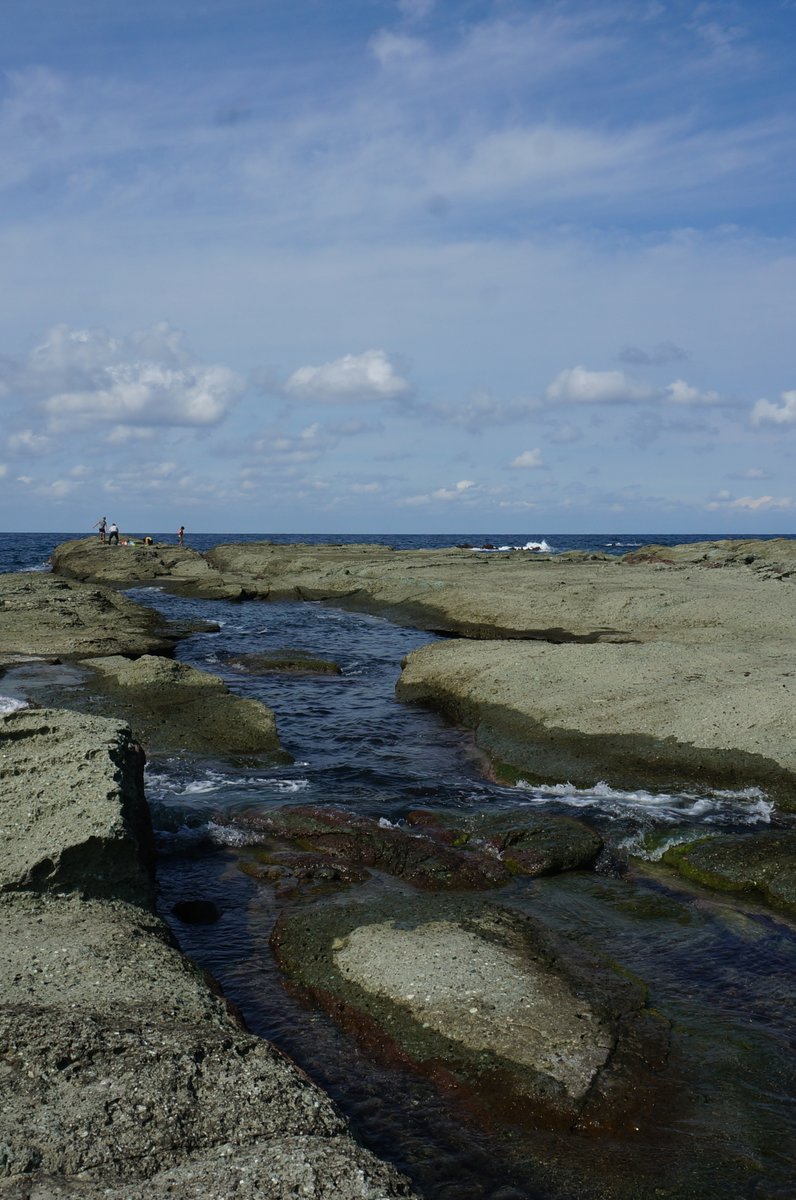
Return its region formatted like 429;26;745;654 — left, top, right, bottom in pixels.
2;536;795;1198
128;589;796;1200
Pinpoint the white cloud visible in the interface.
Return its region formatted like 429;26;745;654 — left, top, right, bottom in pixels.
664;379;724;406
546;366;653;405
7;429;50;455
706;493;792;512
0;463;7;478
511;448;543;469
431;479;476;501
3;324;244;434
284;350;411;405
350;482;382;494
750;389;796;426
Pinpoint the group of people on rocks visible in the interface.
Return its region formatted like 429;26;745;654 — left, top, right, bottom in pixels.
93;518;184;546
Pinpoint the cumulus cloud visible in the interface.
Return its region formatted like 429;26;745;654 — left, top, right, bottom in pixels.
510;448;543;468
546;366;653;405
7;429;51;455
750;390;796;426
284;350;411;406
664;379;724;406
432;479;476;500
2;323;244;434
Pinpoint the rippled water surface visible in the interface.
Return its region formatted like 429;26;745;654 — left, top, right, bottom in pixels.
2;531;795;1199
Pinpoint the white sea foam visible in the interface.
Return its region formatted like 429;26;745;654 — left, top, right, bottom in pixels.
476;539;553;553
515;778;773;826
0;695;28;714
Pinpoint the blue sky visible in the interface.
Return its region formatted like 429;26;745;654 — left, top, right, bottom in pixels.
1;0;795;534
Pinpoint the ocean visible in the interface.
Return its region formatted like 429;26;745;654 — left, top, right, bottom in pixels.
2;530;795;1199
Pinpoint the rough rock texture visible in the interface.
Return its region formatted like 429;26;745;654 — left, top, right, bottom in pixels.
662;830;796;917
236;804;601;890
222;649;342;675
405;808;603;876
396;638;796;806
0;709;417;1199
81;654;287;757
272;895;670;1134
0;573;178;659
51;538;241;599
0;709;152;902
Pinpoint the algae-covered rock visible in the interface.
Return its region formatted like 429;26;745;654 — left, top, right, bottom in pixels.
662;830;796;917
82;654;288;758
271;895;670;1134
405;808;603;876
235;805;511;890
222;648;342;675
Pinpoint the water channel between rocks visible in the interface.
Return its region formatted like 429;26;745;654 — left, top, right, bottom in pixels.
17;584;796;1200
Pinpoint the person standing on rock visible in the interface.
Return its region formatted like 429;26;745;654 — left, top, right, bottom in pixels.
177;525;184;546
107;521;119;545
92;516;107;543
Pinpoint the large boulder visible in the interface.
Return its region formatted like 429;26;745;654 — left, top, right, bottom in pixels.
81;654;288;757
272;895;670;1135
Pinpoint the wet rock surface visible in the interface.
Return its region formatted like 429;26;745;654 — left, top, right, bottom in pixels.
396;638;796;806
271;894;670;1134
662;829;796;917
81;653;288;757
0;573;178;659
221;648;342;675
234;804;600;891
0;709;417;1199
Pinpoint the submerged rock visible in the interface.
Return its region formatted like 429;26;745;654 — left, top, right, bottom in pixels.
236;805;511;890
272;895;670;1135
662;830;796;918
404;808;603;876
81;654;288;758
222;647;342;675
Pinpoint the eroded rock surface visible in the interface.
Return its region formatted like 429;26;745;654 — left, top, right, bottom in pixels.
396;638;796;806
52;537;241;599
662;830;796;917
0;708;416;1199
235;804;601;892
272;895;670;1134
81;654;288;757
0;573;177;659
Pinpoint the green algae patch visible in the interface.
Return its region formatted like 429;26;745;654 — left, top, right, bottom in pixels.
663;831;796;918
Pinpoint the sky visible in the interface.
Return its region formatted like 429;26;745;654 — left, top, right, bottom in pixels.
1;0;795;535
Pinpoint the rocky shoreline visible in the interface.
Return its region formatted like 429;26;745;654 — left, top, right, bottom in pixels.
2;537;795;1196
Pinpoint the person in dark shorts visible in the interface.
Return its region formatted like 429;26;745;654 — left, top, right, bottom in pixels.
93;516;107;542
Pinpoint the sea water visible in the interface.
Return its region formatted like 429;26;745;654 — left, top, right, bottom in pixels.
2;531;795;1198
